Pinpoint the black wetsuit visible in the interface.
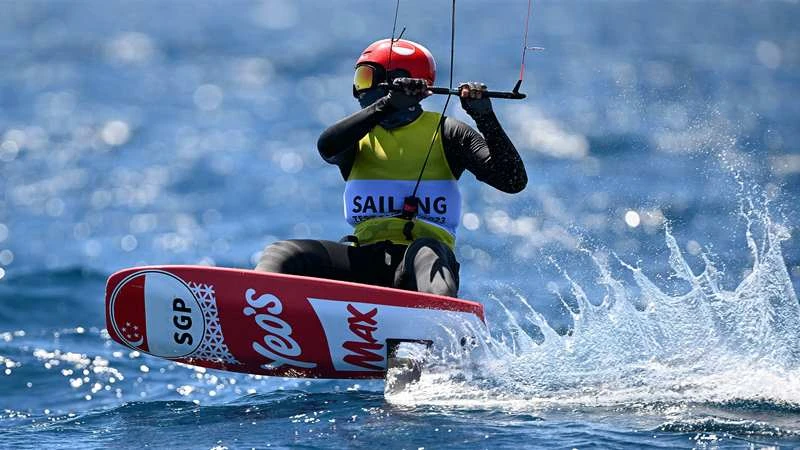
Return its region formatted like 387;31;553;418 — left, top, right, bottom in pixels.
255;95;527;297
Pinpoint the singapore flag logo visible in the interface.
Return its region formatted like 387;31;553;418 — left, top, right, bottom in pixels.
120;321;144;347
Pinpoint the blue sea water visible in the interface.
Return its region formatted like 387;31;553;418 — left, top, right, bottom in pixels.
1;0;800;448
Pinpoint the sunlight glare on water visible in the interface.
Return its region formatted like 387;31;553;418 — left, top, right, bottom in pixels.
1;0;799;448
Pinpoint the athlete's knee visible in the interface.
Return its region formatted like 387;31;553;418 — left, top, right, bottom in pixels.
398;238;460;297
254;240;326;275
406;238;457;266
254;240;298;273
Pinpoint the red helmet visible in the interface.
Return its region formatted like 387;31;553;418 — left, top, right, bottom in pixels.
354;39;436;89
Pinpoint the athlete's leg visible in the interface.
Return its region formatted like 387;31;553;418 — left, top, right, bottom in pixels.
255;239;397;286
255;239;349;279
394;238;460;297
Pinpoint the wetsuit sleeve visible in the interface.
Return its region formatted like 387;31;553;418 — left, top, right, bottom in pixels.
442;112;527;193
316;97;395;179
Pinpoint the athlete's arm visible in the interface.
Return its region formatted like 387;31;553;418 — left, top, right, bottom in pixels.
317;80;430;177
442;82;527;193
442;113;528;194
316;97;393;175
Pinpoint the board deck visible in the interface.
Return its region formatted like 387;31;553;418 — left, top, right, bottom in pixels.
105;266;486;379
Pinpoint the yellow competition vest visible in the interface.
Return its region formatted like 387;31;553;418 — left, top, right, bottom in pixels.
344;111;461;249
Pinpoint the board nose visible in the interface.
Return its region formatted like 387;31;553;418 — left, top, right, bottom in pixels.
105;269;205;357
105;270;150;353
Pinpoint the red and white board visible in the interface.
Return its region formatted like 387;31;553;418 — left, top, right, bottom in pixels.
105;266;486;379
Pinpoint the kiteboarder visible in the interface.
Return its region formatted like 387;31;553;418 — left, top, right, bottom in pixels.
255;38;527;298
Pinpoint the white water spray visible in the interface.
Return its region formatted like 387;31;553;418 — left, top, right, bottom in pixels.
389;199;800;410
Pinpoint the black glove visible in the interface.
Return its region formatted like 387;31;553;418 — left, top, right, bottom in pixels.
459;82;493;115
386;77;431;110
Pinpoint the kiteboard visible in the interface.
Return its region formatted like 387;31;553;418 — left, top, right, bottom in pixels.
105;266;486;379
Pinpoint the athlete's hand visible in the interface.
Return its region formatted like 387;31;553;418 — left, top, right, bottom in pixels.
459;81;493;115
387;77;431;110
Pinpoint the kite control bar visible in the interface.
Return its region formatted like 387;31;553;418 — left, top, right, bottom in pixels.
429;80;526;100
380;79;527;100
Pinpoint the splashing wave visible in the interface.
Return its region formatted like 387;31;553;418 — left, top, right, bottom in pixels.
391;199;800;414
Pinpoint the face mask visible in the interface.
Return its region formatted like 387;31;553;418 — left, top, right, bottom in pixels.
357;87;423;130
357;87;387;109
